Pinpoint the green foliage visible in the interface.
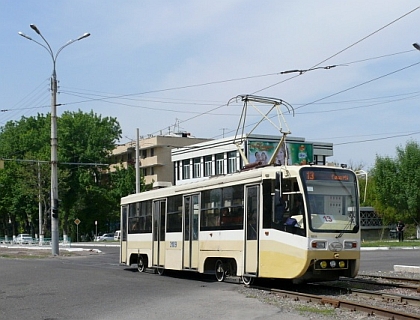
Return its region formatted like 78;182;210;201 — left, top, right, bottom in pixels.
0;110;138;239
57;110;122;237
0;115;51;236
371;140;420;225
109;164;137;199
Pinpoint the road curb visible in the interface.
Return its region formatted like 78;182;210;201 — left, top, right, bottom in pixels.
361;246;420;251
394;265;420;274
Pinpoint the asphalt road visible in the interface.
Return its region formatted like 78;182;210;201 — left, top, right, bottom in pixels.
360;248;420;273
0;245;308;320
0;244;418;320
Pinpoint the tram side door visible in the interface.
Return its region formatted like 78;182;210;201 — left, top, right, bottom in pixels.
183;194;199;270
244;185;259;276
152;200;166;269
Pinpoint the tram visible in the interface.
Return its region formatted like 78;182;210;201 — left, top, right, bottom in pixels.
119;164;360;284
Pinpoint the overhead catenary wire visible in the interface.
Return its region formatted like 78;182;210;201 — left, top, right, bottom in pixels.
4;50;415;122
0;158;108;166
252;5;420;94
3;49;417;124
4;6;420;150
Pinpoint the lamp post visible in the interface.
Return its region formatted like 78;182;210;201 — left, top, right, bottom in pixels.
413;43;420;51
19;25;90;255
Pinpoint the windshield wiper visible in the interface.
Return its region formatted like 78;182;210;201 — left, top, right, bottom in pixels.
336;216;357;238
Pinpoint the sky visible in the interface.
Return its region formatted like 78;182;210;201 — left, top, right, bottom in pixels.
1;1;420;170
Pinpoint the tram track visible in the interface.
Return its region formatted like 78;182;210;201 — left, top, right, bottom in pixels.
247;279;420;320
325;276;420;296
354;274;420;292
310;282;420;308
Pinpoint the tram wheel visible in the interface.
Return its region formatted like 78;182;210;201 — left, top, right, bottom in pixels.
215;260;226;282
241;275;254;285
156;267;165;276
137;256;145;273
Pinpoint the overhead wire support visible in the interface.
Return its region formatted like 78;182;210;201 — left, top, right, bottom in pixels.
227;94;294;166
279;65;338;75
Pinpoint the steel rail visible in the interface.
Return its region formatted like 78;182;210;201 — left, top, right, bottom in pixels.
355;274;420;292
249;284;420;320
340;277;419;292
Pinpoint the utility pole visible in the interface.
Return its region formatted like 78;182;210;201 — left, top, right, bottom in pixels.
19;24;90;255
136;128;140;193
220;128;228;138
38;161;43;245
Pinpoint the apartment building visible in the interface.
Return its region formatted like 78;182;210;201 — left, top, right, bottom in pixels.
110;134;210;185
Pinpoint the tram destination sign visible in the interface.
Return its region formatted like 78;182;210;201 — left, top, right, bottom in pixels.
304;170;354;182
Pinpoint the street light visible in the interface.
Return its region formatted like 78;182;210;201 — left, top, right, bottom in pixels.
19;24;90;255
413;43;420;51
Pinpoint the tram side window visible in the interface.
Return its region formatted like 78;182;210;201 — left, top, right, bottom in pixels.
201;189;221;230
263;179;287;229
128;202;140;234
262;180;273;229
262;177;306;236
220;185;244;229
122;206;128;241
201;186;244;230
142;201;153;233
167;195;182;232
128;200;152;234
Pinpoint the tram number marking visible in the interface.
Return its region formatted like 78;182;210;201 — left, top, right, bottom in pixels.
322;215;334;223
170;241;177;248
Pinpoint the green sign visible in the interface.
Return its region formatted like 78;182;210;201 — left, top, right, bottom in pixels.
288;142;313;165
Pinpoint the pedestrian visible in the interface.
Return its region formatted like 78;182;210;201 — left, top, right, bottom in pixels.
396;220;406;242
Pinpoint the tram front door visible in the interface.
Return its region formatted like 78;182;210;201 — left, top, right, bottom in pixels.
152;200;166;270
244;185;259;276
183;194;199;270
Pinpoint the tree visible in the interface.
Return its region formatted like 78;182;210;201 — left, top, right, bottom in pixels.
372;140;420;225
57;110;122;239
0;110;124;240
0;115;50;237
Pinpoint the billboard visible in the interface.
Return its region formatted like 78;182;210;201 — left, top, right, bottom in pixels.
288;142;313;165
247;140;313;166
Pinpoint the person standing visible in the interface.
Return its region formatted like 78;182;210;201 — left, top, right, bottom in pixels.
396;220;406;242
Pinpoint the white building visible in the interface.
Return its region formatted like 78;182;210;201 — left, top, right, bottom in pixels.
172;134;333;185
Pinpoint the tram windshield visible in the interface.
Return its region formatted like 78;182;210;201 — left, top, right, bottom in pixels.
300;167;359;233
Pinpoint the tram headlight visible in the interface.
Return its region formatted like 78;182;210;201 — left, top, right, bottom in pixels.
339;261;346;268
329;260;337;268
319;261;328;269
344;241;357;249
311;241;326;249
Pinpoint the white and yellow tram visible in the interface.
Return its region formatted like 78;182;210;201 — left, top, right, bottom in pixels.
119;164;360;284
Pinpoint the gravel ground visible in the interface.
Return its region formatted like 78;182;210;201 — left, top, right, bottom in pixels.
238;286;373;320
359;269;420;280
237;271;420;320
